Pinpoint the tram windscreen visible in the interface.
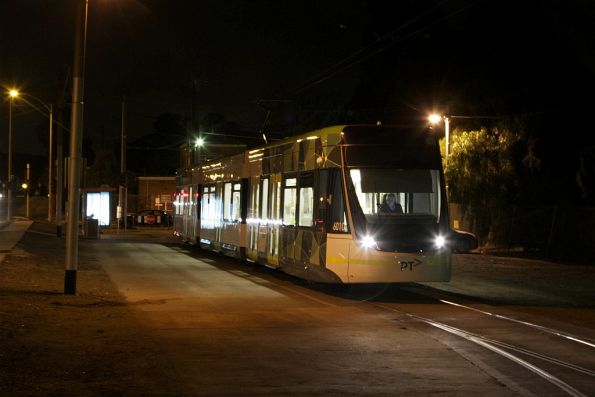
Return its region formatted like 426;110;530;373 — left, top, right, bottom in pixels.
349;168;442;221
346;168;445;252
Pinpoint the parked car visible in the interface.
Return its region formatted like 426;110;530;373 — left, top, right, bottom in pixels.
451;230;478;253
135;209;172;227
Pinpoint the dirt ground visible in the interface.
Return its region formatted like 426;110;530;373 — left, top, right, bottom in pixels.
0;226;185;397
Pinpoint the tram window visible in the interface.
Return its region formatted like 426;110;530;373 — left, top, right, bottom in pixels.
232;183;241;221
271;180;281;222
283;177;297;226
348;168;440;219
329;171;349;233
261;178;269;221
271;180;281;256
223;183;232;220
175;192;182;215
299;187;314;227
189;186;195;219
201;185;217;225
251;182;260;220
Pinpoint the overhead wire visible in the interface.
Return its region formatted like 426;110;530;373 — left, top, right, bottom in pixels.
284;0;455;97
282;0;484;104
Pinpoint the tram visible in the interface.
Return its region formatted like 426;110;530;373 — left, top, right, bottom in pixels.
174;124;455;283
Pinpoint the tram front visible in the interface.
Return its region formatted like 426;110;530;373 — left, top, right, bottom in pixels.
340;125;452;283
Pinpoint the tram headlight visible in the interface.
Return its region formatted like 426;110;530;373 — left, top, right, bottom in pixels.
434;235;446;249
361;235;377;249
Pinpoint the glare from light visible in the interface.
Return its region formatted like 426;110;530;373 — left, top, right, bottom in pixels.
21;183;28;190
361;235;377;249
9;89;19;98
435;235;446;249
195;137;205;147
428;114;442;124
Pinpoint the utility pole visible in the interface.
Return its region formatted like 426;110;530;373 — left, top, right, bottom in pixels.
47;105;53;222
25;163;30;219
7;97;13;221
55;110;64;237
119;96;127;232
64;0;88;295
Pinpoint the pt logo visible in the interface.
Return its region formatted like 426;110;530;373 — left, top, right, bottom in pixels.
398;258;422;271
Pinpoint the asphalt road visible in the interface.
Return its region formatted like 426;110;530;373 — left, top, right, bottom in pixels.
89;229;595;396
3;222;593;396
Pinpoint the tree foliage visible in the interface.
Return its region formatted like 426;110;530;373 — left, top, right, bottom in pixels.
576;146;595;205
444;126;522;242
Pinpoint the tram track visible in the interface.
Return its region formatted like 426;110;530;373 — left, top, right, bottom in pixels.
369;286;595;397
259;276;595;396
180;247;595;396
439;299;595;349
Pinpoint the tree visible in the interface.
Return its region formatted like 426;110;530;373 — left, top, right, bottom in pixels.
576;146;595;205
85;142;118;187
127;113;186;176
445;126;523;243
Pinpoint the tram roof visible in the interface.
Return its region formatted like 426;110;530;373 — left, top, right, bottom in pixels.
253;125;347;152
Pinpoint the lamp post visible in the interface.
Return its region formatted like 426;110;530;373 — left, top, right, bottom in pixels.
23;163;30;219
195;136;205;165
15;93;54;222
429;113;451;161
6;89;19;221
64;0;89;295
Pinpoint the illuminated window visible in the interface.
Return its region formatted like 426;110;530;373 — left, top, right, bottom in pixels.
283;178;297;225
261;178;269;220
224;182;232;220
298;187;313;227
250;179;260;250
231;183;241;221
175;192;183;215
201;185;217;227
271;180;281;256
189;186;195;220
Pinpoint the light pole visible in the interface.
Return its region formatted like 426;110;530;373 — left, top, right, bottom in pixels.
15;94;54;222
6;89;19;221
64;0;89;295
23;163;30;219
429;113;451;161
118;96;127;233
195;136;205;165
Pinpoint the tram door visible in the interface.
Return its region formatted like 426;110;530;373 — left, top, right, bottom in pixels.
267;174;282;267
183;186;193;239
295;172;315;267
280;175;298;266
256;177;269;262
246;177;260;262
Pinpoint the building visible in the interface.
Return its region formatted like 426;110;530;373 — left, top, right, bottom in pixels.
137;176;176;212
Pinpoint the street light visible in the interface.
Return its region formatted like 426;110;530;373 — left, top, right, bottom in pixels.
428;113;451;160
13;93;54;222
194;136;205;165
23;163;30;219
6;89;19;221
64;0;89;295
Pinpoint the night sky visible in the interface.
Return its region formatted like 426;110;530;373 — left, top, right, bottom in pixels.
1;0;595;201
